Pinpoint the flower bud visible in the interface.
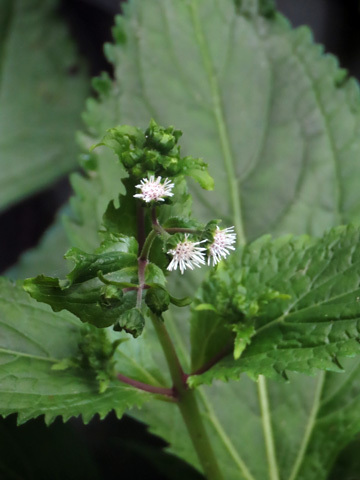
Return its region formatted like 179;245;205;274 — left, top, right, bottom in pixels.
114;308;145;338
145;286;170;315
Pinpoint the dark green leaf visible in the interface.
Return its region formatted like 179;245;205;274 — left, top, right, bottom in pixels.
190;224;360;386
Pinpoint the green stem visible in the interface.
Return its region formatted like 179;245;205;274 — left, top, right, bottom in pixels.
150;313;224;480
139;229;158;260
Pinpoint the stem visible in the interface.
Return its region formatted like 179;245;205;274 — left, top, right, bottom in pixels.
139;229;158;260
137;228;159;307
151;313;224;480
137;205;146;253
191;343;233;376
117;373;176;399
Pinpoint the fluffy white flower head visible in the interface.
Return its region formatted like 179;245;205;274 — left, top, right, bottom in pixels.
167;234;207;274
134;175;174;203
208;226;236;266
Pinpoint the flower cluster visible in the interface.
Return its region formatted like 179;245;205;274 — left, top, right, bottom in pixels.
167;228;236;274
167;235;207;274
208;226;237;266
134;175;174;203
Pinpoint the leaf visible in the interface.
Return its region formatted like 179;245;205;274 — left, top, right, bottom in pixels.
17;0;360;478
0;0;89;211
189;224;360;386
133;357;360;480
77;0;360;244
23;234;166;333
0;278;158;425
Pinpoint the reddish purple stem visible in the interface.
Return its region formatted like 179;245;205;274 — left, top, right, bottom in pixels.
190;343;233;376
117;373;176;399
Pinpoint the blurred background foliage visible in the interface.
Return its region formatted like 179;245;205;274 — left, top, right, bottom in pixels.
1;1;360;479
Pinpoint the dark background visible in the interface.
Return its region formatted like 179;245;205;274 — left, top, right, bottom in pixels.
1;1;360;479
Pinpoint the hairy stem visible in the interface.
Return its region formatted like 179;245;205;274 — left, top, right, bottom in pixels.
151;313;224;480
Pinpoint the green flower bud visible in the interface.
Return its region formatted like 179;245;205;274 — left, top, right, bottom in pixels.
131;164;144;178
121;148;143;169
145;119;182;154
114;308;145;338
144;150;162;170
145;286;170;315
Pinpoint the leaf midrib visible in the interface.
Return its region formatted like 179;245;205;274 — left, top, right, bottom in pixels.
188;1;246;244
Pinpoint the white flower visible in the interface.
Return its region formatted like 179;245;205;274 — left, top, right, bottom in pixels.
134;175;174;203
167;234;207;274
208;226;236;266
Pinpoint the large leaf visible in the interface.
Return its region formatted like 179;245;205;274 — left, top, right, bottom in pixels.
73;0;360;245
133;356;360;480
0;0;88;211
0;278;159;425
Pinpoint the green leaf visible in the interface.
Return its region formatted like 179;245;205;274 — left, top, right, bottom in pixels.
22;0;360;478
0;278;153;425
23;234;166;333
23;252;138;329
0;0;89;211
77;0;360;244
190;224;360;386
128;306;360;480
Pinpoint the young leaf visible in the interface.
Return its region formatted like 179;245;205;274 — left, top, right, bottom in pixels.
23;234;166;333
0;0;89;211
0;278;153;425
190;224;360;386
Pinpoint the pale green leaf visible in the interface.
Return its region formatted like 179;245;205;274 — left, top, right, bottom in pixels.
0;0;89;210
74;0;360;244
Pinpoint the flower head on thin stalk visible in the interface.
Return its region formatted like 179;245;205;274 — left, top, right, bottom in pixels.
208;226;237;266
167;234;207;274
134;175;174;203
